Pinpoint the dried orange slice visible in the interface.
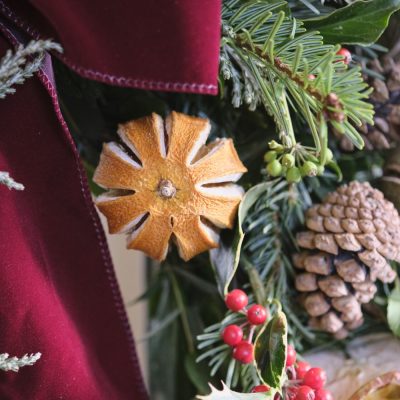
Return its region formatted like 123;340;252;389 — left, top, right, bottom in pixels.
94;112;247;261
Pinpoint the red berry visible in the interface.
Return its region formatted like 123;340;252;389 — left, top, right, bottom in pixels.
286;344;296;367
315;389;333;400
247;304;267;325
222;324;243;346
296;385;315;400
296;361;311;379
286;387;298;400
232;341;254;364
251;384;270;393
303;368;327;390
225;289;248;311
336;48;352;65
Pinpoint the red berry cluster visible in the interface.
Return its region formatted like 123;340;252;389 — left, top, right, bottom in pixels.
286;346;332;400
250;344;333;400
222;290;268;364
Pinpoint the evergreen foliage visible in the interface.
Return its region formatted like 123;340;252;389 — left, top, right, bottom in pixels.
0;40;61;99
0;353;41;372
220;0;373;158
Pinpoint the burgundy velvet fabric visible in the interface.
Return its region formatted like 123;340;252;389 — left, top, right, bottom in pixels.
0;2;222;398
0;32;148;399
0;0;221;94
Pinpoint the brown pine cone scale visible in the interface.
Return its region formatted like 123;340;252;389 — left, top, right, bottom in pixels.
339;55;400;151
294;181;400;338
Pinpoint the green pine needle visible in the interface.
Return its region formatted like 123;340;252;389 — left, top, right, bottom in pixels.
220;0;374;155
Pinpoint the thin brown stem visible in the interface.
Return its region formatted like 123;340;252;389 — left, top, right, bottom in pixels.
236;37;345;122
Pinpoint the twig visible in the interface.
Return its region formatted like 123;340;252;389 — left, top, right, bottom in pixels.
237;37;345;122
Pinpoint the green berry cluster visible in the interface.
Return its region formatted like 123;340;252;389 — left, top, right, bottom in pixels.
264;141;333;183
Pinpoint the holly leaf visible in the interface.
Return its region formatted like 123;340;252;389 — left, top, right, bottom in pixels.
254;312;288;389
197;382;273;399
304;0;400;46
388;279;400;337
210;182;273;296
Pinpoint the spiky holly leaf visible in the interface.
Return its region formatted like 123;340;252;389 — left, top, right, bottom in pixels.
254;312;288;389
197;382;273;399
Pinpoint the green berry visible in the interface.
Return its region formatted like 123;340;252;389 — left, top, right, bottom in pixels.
268;140;284;152
301;161;318;177
267;160;283;177
325;148;333;163
282;154;295;168
264;151;277;163
268;140;279;149
286;167;301;183
317;165;325;175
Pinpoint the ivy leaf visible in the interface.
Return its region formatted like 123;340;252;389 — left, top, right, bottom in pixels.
254;312;288;389
304;0;400;46
197;382;273;399
388;279;400;337
210;182;273;296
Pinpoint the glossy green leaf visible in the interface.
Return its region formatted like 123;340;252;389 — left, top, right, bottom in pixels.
197;382;274;399
210;182;274;296
304;0;400;46
254;312;288;389
388;279;400;337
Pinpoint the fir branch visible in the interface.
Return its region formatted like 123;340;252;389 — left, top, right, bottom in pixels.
197;308;257;389
221;0;374;155
0;353;41;372
242;180;308;287
197;180;314;389
0;171;24;190
0;40;62;99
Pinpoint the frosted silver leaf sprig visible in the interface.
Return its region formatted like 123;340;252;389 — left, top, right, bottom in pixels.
0;39;62;99
0;171;24;190
0;353;41;372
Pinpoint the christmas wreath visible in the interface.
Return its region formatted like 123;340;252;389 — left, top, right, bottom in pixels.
1;1;400;400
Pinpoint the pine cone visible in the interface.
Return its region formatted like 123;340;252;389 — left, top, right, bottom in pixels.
339;57;400;151
294;181;400;338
